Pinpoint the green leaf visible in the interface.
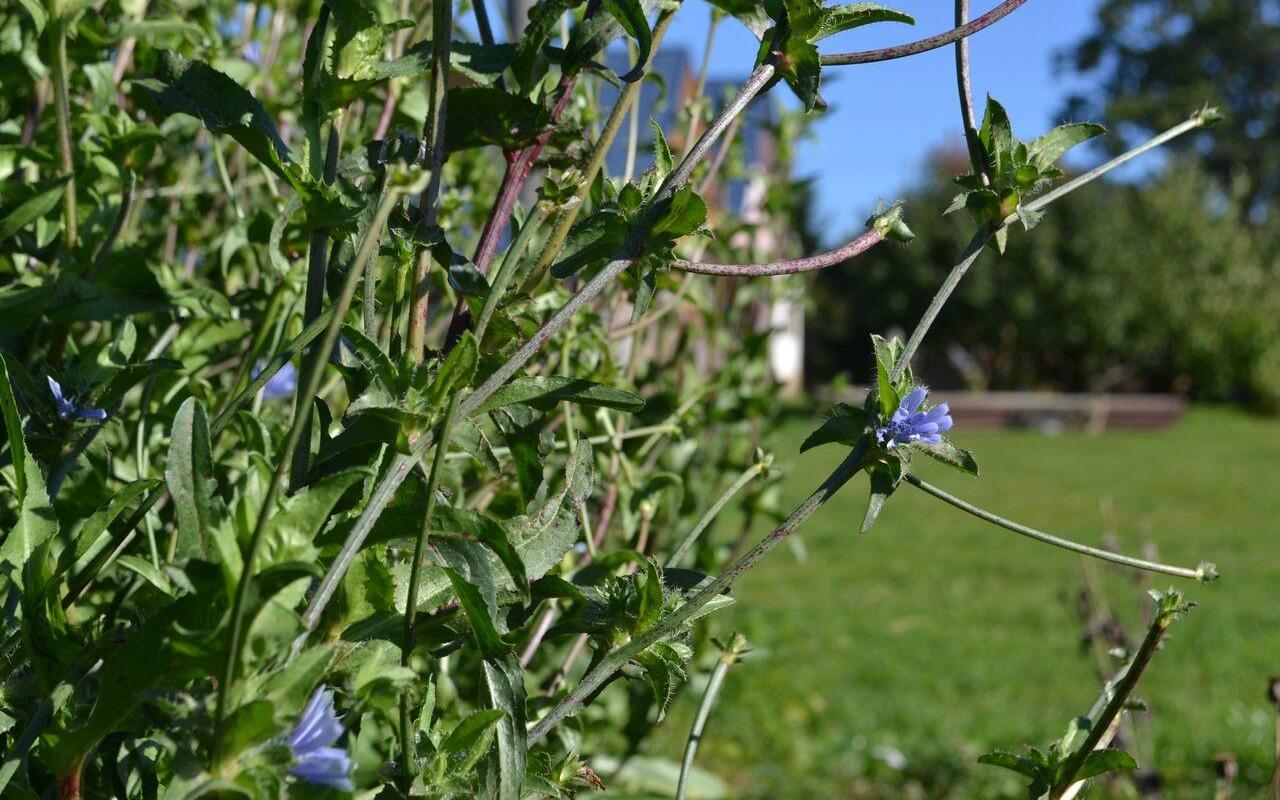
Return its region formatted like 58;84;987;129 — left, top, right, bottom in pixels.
814;3;913;41
778;36;821;111
143;52;313;198
550;210;628;279
1027;122;1106;171
504;436;594;579
427;331;478;410
443;567;506;659
473;376;644;414
444;86;551;154
859;459;900;534
920;439;979;476
800;404;869;453
603;0;652;82
484;655;528;800
116;555;175;596
0;354;31;501
433;506;529;600
1071;748;1138;783
650;186;707;238
977;96;1015;178
706;0;772;37
977;750;1042;780
870;334;900;418
439;709;504;773
650;119;673;177
165;398;216;561
59;479;162;571
218;700;282;761
0;175;70;241
511;0;581;91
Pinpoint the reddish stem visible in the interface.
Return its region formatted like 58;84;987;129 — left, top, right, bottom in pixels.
674;228;884;277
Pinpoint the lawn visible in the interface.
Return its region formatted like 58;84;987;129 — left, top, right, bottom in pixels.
645;407;1280;799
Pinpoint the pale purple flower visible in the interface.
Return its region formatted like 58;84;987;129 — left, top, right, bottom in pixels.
47;377;107;421
254;360;297;400
288;688;352;791
875;387;952;449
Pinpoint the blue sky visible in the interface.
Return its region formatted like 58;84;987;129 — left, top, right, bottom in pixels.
659;1;1103;239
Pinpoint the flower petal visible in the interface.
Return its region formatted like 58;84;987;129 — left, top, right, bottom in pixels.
292;747;353;791
899;387;927;414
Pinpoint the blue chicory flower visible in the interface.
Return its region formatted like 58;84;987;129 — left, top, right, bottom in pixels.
47;377;108;421
254;360;298;400
875;386;953;449
288;687;353;791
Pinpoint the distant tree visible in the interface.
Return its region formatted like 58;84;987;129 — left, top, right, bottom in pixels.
807;151;1280;410
1060;0;1280;216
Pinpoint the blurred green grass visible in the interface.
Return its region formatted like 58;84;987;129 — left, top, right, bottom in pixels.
645;407;1280;799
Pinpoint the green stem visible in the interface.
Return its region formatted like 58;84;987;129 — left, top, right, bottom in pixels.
213;189;398;762
529;438;866;743
1049;605;1180;798
676;636;743;800
292;122;341;489
903;474;1212;581
665;461;763;567
294;61;778;657
50;14;76;254
890;108;1217;382
406;0;452;361
522;8;678;292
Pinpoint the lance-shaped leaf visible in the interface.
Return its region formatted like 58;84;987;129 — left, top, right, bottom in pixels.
141;52;313;198
602;0;652;82
860;457;901;533
444;87;551;154
920;439;980;476
800;404;868;452
473;376;644;414
0;174;70;241
0;361;57;587
165;398;216;561
1027;122;1107;171
813;3;913;41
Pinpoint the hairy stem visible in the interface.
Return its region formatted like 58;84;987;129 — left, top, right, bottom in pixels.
529;437;864;743
1050;604;1182;798
903;474;1211;581
953;0;988;182
821;0;1032;66
676;638;743;800
675;228;883;277
406;0;452;361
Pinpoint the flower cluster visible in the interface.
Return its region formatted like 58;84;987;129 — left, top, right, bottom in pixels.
875;387;952;449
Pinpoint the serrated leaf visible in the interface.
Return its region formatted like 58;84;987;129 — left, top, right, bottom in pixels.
1027;122;1106;170
1071;748;1138;783
143;52;313;198
919;439;979;476
550;210;628;279
444;87;552;154
473;376;643;414
650;119;672;176
800;404;869;452
978;750;1042;780
650;185;707;238
813;3;913;41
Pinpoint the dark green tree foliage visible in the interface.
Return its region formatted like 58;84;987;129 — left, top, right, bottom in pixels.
808;153;1280;409
1061;0;1280;214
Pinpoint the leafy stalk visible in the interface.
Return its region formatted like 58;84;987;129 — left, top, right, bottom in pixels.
529;439;866;743
213;187;399;759
891;108;1219;382
294;61;779;651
